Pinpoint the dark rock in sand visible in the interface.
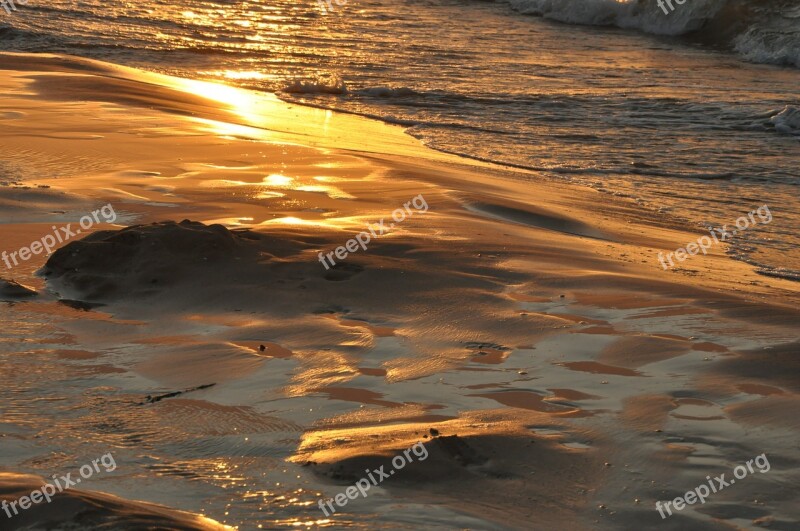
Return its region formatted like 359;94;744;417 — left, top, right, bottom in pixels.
57;299;105;311
40;220;245;302
0;278;37;300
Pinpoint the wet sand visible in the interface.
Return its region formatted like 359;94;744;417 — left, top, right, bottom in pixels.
0;53;798;530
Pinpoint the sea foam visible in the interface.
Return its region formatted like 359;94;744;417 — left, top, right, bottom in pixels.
502;0;800;69
504;0;727;36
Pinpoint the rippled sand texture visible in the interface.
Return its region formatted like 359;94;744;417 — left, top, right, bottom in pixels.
0;54;798;530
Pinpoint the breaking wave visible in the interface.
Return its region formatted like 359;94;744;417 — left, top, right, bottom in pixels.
501;0;800;68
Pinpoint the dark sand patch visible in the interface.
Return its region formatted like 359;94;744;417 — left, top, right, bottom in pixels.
725;395;800;429
547;388;601;401
618;394;677;432
507;292;551;303
691;341;730;353
466;202;609;240
133;342;264;388
316;386;405;408
357;367;387;377
597;335;691;369
470;390;585;415
154;399;304;436
53;349;102;360
718;341;800;393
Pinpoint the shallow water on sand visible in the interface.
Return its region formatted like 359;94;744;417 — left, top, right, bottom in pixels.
3;266;798;528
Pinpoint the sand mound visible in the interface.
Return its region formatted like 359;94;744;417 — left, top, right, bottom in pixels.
307;431;600;527
293;415;602;528
40;220;251;302
0;473;229;530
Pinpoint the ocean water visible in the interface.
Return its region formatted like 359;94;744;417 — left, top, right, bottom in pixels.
1;0;798;278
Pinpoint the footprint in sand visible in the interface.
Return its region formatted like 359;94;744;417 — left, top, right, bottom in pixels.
323;262;364;281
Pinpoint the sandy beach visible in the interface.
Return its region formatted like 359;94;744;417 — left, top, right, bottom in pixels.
1;51;798;530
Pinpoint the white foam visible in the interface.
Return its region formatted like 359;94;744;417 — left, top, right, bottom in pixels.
281;74;347;95
503;0;800;69
504;0;727;36
734;27;800;68
769;105;800;136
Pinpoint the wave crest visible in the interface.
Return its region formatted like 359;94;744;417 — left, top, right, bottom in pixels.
769;106;800;136
501;0;800;69
505;0;727;35
281;74;347;95
734;21;800;68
